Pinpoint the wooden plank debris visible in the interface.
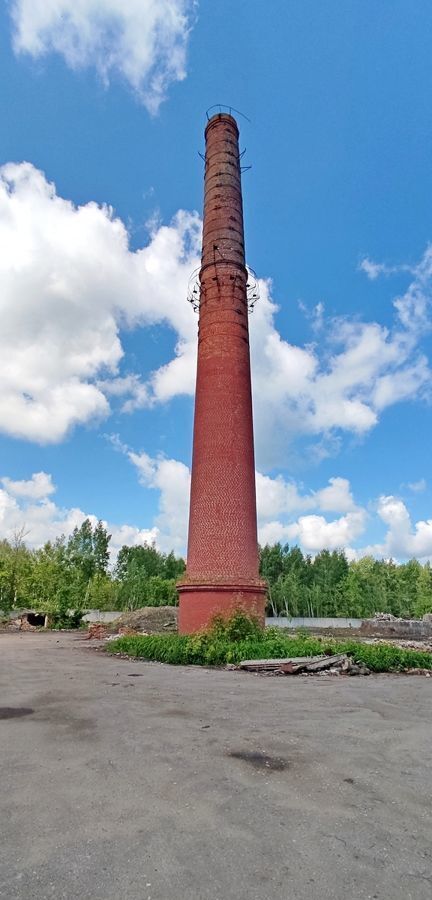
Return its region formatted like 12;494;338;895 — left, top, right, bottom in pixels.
238;654;370;676
238;656;324;671
299;653;347;672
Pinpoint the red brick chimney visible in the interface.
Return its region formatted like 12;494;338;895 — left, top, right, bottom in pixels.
177;112;267;633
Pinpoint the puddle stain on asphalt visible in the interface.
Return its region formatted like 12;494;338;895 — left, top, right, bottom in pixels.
228;750;288;771
0;707;34;719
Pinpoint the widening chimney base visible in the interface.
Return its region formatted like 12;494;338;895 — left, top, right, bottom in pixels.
177;579;267;634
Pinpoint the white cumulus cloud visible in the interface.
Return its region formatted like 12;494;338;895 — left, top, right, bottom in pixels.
259;510;367;555
10;0;196;112
0;477;158;556
357;495;432;562
1;162;431;463
1;472;55;500
0;161;200;444
256;471;366;552
255;473;356;520
110;438;191;554
144;265;432;467
3;464;432;563
122;444;367;557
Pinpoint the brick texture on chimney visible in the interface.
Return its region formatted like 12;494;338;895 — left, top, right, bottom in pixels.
178;114;267;633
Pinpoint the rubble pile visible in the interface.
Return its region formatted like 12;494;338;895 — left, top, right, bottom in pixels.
406;668;432;677
86;606;178;640
114;607;178;633
1;611;47;631
360;612;432;640
366;636;432;652
372;612;401;622
85;623;111;640
238;653;370;676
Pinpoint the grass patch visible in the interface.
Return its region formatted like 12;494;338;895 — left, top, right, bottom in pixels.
106;619;432;673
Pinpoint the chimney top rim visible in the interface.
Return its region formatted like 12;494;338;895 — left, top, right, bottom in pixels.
205;112;239;136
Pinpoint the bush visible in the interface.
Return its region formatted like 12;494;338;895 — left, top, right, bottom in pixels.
339;640;432;672
208;610;264;642
51;609;84;630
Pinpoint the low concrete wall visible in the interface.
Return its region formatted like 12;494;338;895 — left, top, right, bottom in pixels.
360;618;432;639
82;610;121;624
266;614;432;639
4;608;41;620
266;616;362;630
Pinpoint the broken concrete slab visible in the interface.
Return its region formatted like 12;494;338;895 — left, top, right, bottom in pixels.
238;654;370;676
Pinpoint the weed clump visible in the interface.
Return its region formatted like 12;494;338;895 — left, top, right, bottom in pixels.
207;610;264;642
106;610;432;673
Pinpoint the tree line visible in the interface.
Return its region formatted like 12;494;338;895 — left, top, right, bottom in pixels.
1;522;432;623
0;519;184;625
260;543;432;619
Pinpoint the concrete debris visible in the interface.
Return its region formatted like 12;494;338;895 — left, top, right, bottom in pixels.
365;637;432;652
238;654;370;676
406;668;432;677
372;612;400;621
1;610;48;631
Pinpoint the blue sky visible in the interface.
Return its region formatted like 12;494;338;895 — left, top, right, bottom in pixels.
1;0;431;561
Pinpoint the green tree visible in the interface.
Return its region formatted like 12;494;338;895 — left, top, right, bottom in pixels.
0;532;33;611
115;543;164;581
28;538;76;623
63;519;112;607
145;576;178;606
311;550;349;616
87;573;118;610
259;543;287;585
116;557;148;609
396;559;421;618
271;570;304;617
93;521;111;575
66;519;96;583
114;543;184;610
163;550;186;580
414;562;432;617
342;557;380;617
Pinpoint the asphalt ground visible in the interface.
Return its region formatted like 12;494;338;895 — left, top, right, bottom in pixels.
1;631;431;900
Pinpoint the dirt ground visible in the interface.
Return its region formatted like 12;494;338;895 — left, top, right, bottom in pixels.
1;631;431;900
